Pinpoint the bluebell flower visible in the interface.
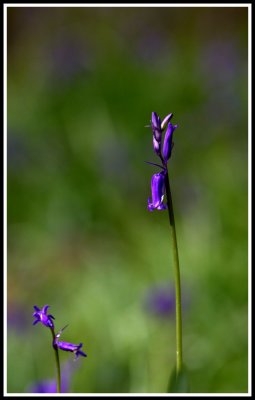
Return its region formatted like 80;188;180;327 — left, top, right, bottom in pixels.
146;111;178;211
53;326;87;360
33;305;55;329
148;170;167;211
162;123;178;163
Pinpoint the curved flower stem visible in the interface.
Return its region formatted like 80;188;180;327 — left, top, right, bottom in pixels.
165;168;183;378
50;328;61;393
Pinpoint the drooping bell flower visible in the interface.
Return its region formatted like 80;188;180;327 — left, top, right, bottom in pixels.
148;170;167;211
53;325;87;360
162;123;178;163
33;305;55;329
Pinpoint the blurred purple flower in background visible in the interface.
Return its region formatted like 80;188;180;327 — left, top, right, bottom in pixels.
135;30;172;68
144;283;190;319
144;284;176;318
200;39;240;85
32;305;55;329
28;361;75;393
28;378;57;393
8;303;29;332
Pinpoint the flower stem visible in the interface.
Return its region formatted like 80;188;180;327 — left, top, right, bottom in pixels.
165;169;183;377
50;328;61;393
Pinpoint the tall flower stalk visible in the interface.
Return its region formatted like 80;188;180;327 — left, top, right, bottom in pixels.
33;305;61;392
146;112;183;380
33;305;87;393
50;326;61;393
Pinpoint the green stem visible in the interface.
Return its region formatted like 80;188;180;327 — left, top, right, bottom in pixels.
165;169;183;377
50;328;61;393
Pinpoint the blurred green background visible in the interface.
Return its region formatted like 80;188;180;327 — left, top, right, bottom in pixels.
7;6;249;394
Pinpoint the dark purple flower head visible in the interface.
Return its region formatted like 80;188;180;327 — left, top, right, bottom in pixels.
148;170;167;212
162;123;178;163
33;305;55;329
53;326;87;360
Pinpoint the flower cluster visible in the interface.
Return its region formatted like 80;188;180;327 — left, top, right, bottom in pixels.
147;111;178;211
33;305;87;360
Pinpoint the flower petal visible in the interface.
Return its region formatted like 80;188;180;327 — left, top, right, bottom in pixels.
42;305;49;314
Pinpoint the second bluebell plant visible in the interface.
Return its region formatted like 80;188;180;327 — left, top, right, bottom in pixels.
33;305;87;393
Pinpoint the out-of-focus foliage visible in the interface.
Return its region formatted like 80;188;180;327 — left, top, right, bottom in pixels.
7;6;248;394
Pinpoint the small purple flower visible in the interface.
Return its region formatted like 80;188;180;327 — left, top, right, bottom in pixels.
162;123;178;163
33;305;55;329
148;170;167;212
53;326;87;360
56;342;87;360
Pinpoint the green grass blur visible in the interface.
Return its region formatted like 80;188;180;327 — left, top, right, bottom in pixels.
7;6;249;394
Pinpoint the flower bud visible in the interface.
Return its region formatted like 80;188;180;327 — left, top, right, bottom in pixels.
153;136;161;156
162;123;178;163
161;113;173;130
151;111;162;142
